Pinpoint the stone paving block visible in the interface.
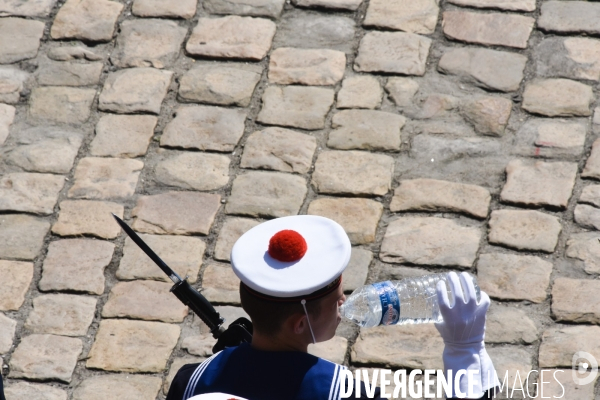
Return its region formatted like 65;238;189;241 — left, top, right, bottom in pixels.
68;157;143;200
0;104;15;145
214;217;260;261
240;127;317;174
273;13;355;53
0;313;16;353
531;119;586;157
102;281;188;323
364;0;439;34
132;0;197;18
0;66;30;103
99;68;173;114
202;263;241;304
460;96;512;136
352;324;443;370
3;127;84;174
414;93;460;120
488;210;561;252
256;86;334;130
226;171;307;218
52;200;124;239
580;184;600;205
390;179;491;219
438;47;527;93
327;110;405;151
48;45;103;61
0;260;33;311
90;114;157;158
186;16;276;61
73;375;162;400
51;0;123;42
4;382;67;400
0;215;49;260
566;232;600;275
179;64;262;107
269;48;346;86
118;234;205;282
582;138;600;180
111;19;187;69
10;334;82;382
87;319;180;372
539;325;600;368
447;0;535;11
0;0;58;17
500;160;577;209
29;87;96;124
486;347;532;390
163;356;206;394
0;18;44;63
308;336;347;364
204;0;285;18
535;37;600;82
574;204;600;231
25;294;96;336
343;248;372;293
477;253;552;303
307;198;383;245
36;61;103;87
161;106;246;151
442;11;534;49
534;369;597;400
155;151;230;191
0;173;65;215
380;217;480;267
132;192;221;235
522;79;593;117
486;304;538;344
552;278;600;324
337;76;382;110
39;239;114;295
182;334;214;357
312;151;394;196
538;1;600;36
385;78;419;107
355;31;431;76
293;0;362;10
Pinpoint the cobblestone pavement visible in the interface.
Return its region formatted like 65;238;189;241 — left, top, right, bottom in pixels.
1;0;600;398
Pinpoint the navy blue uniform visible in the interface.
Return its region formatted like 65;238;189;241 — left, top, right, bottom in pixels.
166;343;494;400
167;343;348;400
0;373;5;400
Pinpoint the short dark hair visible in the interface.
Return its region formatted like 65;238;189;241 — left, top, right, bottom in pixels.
239;283;322;336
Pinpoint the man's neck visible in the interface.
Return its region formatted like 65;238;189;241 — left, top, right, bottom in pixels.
251;330;309;353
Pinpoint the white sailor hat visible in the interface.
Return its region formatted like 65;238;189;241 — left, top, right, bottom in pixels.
231;215;352;300
189;393;248;400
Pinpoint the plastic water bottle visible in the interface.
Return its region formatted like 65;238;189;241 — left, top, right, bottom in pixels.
339;273;481;327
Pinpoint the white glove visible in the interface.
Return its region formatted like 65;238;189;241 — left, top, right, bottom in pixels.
435;272;499;399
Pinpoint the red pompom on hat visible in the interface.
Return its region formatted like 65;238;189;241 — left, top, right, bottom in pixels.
268;230;307;262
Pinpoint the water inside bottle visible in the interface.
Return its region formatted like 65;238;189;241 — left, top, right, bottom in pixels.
339;273;481;327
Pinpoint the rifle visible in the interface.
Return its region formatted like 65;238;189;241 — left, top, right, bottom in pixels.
112;214;252;354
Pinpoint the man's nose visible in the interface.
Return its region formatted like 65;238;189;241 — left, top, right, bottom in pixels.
339;294;346;305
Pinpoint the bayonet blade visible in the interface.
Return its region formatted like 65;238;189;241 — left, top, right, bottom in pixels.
112;214;183;284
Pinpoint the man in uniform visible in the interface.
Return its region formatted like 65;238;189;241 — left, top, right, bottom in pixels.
167;215;498;399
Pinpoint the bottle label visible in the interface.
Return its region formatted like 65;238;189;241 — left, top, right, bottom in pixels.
373;281;400;326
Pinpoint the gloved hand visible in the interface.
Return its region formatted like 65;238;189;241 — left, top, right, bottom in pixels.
435;272;499;399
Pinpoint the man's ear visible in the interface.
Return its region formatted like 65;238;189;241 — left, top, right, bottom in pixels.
286;313;307;335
